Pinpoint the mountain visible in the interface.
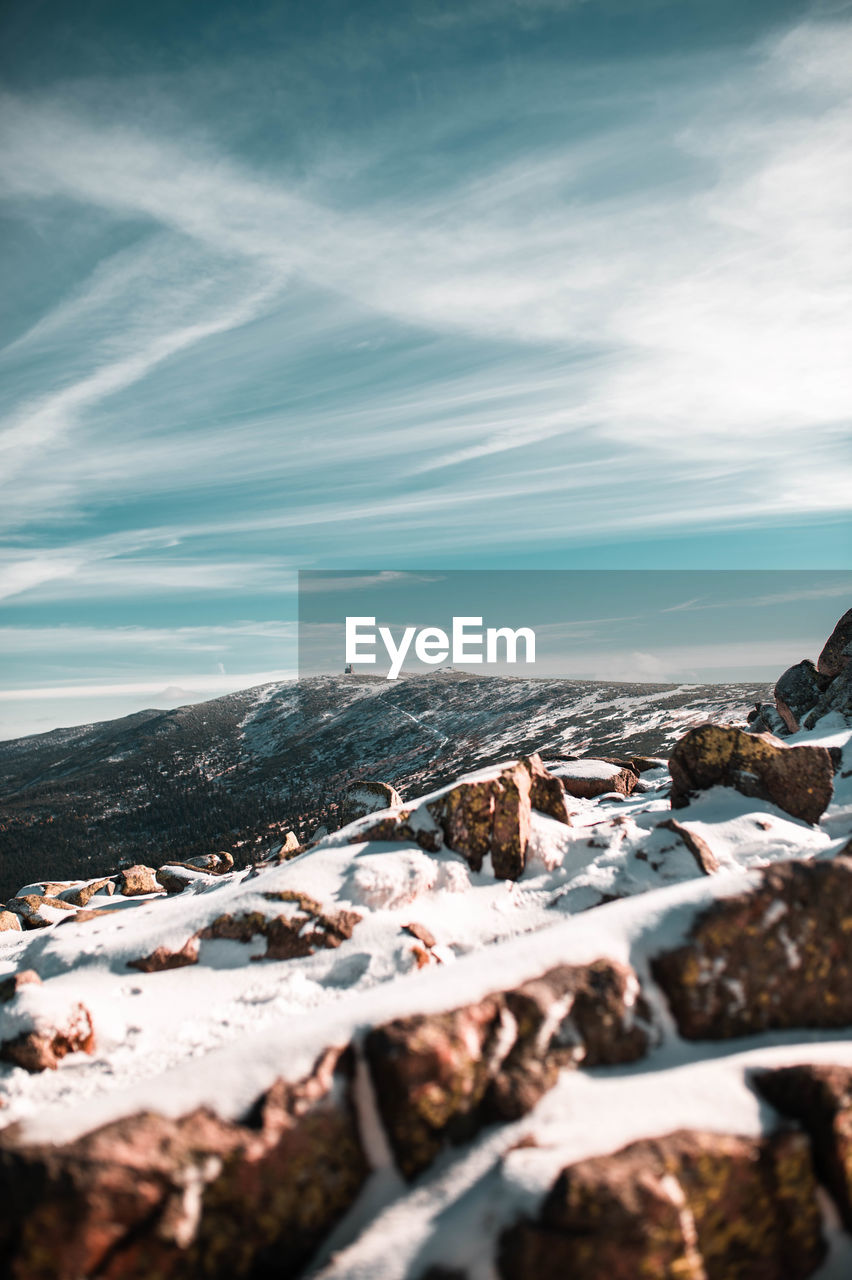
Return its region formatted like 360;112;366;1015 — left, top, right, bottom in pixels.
0;673;765;900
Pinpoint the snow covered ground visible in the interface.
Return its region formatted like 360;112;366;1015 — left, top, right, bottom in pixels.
0;698;850;1276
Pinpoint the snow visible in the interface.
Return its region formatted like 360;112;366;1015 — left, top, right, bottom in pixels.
0;708;850;1275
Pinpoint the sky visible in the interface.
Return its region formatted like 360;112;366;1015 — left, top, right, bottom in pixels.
0;0;851;738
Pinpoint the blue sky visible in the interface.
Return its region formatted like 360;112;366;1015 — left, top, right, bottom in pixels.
0;0;850;737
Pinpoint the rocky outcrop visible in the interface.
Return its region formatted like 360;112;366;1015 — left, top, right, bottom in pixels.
498;1129;825;1280
355;754;570;881
668;724;833;823
365;959;651;1179
652;857;852;1038
754;1064;852;1229
116;865;160;896
0;1046;367;1278
656;818;720;874
818;608;852;678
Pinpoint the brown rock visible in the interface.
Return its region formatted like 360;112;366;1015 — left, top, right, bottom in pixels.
365;959;651;1179
754;1064;852;1229
127;936;201;973
522;754;573;825
183;851;234;873
555;760;637;800
818;607;852;678
0;970;42;1002
404;922;437;949
0;1003;95;1072
260;891;362;960
499;1128;825;1280
340;779;404;826
668;724;833;823
58;878;115;908
631;756;667;773
0;910;22;932
116;865;160;896
5;895;76;929
0;1045;367;1278
656;818;720;874
652;856;852;1039
156;865;212;895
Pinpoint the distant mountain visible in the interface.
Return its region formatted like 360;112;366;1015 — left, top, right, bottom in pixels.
0;672;766;899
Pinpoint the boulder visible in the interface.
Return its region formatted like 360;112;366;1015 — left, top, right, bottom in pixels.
0;1045;368;1278
656;818;720;875
748;702;790;736
552;760;637;800
0;975;95;1072
0;911;22;932
116;865;160;896
183;851;234;874
668;724;833;824
354;755;569;881
58;878;115;908
5;895;76;929
340;780;404;826
365;959;651;1179
754;1064;852;1229
774;660;828;733
652;857;852;1039
498;1129;825;1280
156;865;215;895
818;607;852;678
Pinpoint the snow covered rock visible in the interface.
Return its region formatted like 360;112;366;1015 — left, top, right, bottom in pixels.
116;864;160;896
552;758;638;800
0;972;95;1073
818;608;852;679
652;857;852;1039
668;724;833;823
5;894;76;929
340;780;404;826
498;1129;825;1280
356;754;571;882
57;877;115;908
0;1045;367;1278
655;818;719;875
365;959;651;1179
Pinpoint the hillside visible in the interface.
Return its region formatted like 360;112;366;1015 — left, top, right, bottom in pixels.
0;674;764;899
0;611;849;1276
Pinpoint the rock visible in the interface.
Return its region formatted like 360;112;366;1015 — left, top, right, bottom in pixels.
365;959;651;1179
183;851;235;874
754;1064;852;1229
0;1000;96;1072
340;780;404;826
128;936;201;973
258;891;362;960
552;760;637;800
15;881;74;898
668;724;833;824
498;1129;825;1280
403;922;437;949
805;659;852;727
818;607;852;678
0;970;42;1001
656;818;720;874
0;1045;368;1277
5;895;76;929
116;865;160;896
355;755;568;881
774;660;828;733
748;702;790;736
156;865;215;894
58;878;115;908
631;756;667;773
652;856;852;1038
0;911;22;932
